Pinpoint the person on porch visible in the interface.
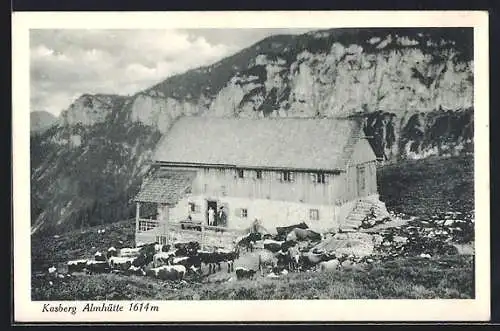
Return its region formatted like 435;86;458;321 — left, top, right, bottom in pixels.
208;206;215;226
218;206;227;227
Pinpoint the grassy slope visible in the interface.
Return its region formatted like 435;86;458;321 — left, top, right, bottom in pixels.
33;255;473;300
378;155;474;217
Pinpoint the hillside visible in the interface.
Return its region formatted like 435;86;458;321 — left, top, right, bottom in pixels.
30;110;57;134
30;28;474;235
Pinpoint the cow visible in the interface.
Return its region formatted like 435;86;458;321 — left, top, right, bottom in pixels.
119;247;142;258
286;228;322;242
126;265;146;276
107;247;118;259
299;250;332;271
198;248;239;274
281;240;297;251
235;267;257;280
108;256;136;271
319;259;340;272
174;241;200;257
67;259;88;273
153;251;177;267
276;222;309;240
275;250;290;270
173;255;202;274
131;251;155;268
146;265;186;281
217;248;239;273
236;233;261;252
287;246;301;272
85;260;110;274
263;239;285;253
258;250;278;276
94;251;106;262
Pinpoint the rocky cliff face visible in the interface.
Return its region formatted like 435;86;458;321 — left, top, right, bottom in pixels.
31;28;474;235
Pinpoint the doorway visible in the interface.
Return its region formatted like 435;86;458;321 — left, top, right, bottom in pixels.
206;200;217;226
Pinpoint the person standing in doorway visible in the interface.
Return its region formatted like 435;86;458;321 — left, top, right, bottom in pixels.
208;207;215;226
218;206;227;227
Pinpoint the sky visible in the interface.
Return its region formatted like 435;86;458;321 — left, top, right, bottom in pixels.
30;28;316;116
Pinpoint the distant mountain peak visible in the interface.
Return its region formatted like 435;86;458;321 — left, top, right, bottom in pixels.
30;110;57;134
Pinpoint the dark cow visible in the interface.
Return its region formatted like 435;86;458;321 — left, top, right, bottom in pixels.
275;250;290;270
235;267;257;280
199;248;239;274
298;250;332;271
218;248;239;273
263;239;285;253
281;240;297;251
174;241;200;256
85;260;110;274
94;251;106;262
132;251;155;268
236;233;262;252
106;247;118;259
276;222;309;240
67;259;88;273
172;255;202;274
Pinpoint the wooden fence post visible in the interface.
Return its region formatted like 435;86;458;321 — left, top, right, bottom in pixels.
200;224;205;250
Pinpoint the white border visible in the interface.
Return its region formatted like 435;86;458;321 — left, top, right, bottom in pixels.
13;11;490;322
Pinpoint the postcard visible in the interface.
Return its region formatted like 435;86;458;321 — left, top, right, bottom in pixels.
12;10;490;322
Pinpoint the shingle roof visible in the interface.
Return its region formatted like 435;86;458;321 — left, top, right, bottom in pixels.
153;117;365;171
134;168;197;204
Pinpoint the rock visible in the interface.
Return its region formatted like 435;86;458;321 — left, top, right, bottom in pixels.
444;220;454;226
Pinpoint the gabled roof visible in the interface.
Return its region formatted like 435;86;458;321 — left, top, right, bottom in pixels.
134;168;196;204
153;117;368;171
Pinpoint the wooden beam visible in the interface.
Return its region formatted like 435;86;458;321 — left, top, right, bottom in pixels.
135;202;140;245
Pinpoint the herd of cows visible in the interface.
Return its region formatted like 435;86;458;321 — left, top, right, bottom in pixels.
42;211;474;286
46;222;357;283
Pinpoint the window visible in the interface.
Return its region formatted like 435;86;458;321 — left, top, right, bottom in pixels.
221;185;227;196
203;168;209;174
237;169;244;178
313;172;326;184
155;236;167;245
309;209;319;221
188;202;196;213
203;184;208;193
139;220;158;232
235;208;248;218
282;171;294;182
255;170;262;179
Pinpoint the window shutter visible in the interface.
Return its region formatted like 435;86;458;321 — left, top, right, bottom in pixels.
234;208;242;217
290;172;295;182
324;174;329;184
278;171;282;182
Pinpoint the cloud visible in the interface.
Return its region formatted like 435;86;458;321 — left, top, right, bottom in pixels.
30;28;316;116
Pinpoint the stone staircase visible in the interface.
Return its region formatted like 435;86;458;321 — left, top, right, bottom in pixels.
342;196;391;230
